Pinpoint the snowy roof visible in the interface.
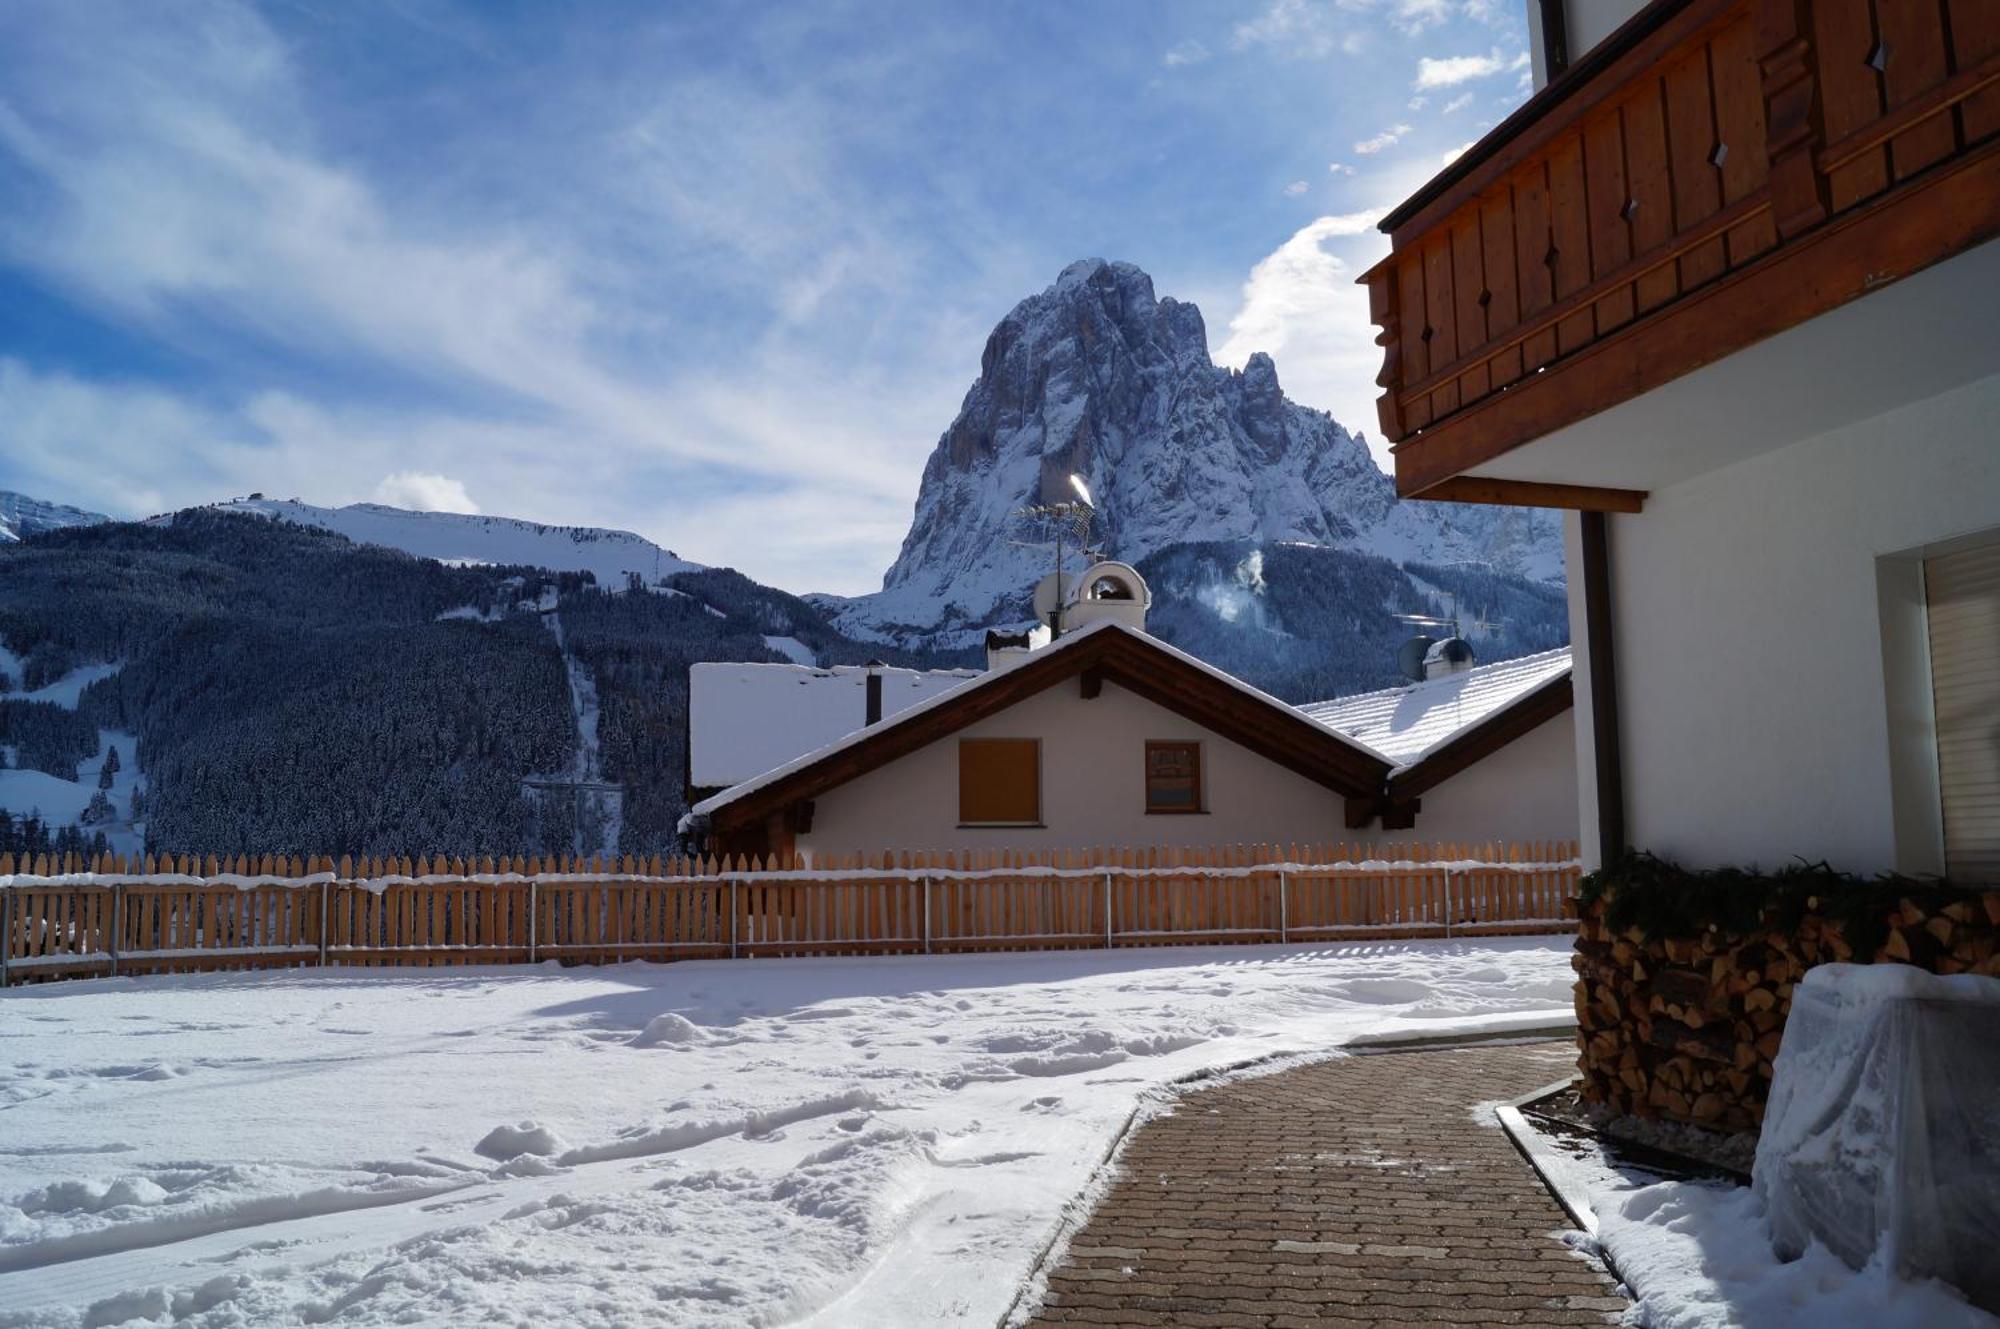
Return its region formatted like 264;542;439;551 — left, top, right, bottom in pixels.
1300;647;1572;772
689;662;981;790
693;621;1393;820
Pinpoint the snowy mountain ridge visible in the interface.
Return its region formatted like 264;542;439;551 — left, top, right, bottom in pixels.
831;259;1561;640
202;498;705;589
0;490;110;543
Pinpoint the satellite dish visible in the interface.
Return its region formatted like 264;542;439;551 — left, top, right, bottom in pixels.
1396;635;1435;683
1068;473;1094;508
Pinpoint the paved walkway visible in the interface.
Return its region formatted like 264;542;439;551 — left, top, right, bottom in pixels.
1026;1040;1628;1327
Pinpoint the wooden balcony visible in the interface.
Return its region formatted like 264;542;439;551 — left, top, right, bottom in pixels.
1365;0;2000;505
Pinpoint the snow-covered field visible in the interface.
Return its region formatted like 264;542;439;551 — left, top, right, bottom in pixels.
0;939;1573;1327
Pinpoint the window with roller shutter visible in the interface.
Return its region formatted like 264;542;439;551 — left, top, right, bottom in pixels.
1925;536;2000;884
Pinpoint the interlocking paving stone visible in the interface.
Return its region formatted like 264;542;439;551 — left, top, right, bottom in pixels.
1025;1040;1626;1328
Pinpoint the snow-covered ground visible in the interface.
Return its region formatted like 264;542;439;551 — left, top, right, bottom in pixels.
0;938;1573;1327
1554;1133;1997;1327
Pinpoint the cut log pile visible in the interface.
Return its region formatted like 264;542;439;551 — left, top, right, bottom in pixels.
1574;891;2000;1133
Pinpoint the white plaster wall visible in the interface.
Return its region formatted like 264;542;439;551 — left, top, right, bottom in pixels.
796;678;1348;858
1565;0;1650;66
1408;709;1580;847
794;675;1577;860
1604;371;2000;875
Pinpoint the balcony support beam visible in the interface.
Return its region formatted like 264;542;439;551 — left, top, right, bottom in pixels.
1411;477;1647;513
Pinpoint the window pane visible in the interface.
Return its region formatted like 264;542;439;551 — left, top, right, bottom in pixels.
1146;741;1201;812
960;739;1041;824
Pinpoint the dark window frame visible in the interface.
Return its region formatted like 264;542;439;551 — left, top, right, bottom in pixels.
1144;740;1205;815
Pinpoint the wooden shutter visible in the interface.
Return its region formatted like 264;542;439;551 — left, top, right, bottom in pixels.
959;739;1040;825
1145;741;1203;813
1926;539;2000;883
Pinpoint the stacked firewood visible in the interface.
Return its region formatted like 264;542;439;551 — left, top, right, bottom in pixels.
1573;892;2000;1133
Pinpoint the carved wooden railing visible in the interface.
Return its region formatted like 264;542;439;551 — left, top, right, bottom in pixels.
1365;0;2000;494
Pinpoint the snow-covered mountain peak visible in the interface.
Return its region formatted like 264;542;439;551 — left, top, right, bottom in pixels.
835;259;1561;639
202;497;704;588
0;490;111;543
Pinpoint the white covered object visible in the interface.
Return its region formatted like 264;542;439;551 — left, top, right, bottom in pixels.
1754;962;2000;1313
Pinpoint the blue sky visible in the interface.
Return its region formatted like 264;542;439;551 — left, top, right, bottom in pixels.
0;0;1530;594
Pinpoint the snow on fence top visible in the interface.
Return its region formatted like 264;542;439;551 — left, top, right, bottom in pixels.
0;841;1580;891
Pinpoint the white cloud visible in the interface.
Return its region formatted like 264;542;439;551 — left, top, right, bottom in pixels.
1440;141;1476;166
1231;0;1355;58
1215;210;1392;460
1407;94;1430;110
1162;40;1211;67
0;2;965;594
1353;124;1415;155
1327;161;1356;175
374;471;480;513
1414;47;1514;89
1388;0;1454;34
1284;180;1309;196
1442;91;1475;113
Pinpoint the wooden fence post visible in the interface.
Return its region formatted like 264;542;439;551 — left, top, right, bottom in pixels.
729;877;739;959
528;879;539;963
1278;870;1288;943
1443;868;1456;937
921;876;932;954
319;879;331;966
109;883;123;977
1;887;10;988
1103;871;1114;948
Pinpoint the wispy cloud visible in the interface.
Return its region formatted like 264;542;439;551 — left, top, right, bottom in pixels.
1414;47;1518;88
1162;40;1211;67
1441;91;1475;113
1215;209;1389;448
1328;161;1356;175
1284;180;1310;196
1353;124;1415;155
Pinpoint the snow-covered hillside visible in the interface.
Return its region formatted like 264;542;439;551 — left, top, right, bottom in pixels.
207;499;703;589
832;259;1560;638
0;490;109;543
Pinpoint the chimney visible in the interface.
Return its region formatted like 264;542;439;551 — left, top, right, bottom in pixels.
864;661;885;725
985;625;1051;671
1423;637;1476;680
1063;562;1150;634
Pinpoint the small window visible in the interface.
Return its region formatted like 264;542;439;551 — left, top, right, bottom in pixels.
959;738;1041;825
1145;740;1203;814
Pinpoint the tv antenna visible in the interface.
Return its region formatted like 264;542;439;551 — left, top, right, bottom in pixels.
1010;474;1098;637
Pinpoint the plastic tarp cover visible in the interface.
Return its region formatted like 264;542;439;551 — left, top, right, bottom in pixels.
1753;962;2000;1313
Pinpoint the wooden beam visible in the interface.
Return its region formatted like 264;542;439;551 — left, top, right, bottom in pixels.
1344;796;1383;830
1079;667;1103;700
1381;799;1422;831
1581;512;1626;861
1413;477;1646;512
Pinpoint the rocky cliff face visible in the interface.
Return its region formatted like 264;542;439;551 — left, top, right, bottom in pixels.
834;259;1560;640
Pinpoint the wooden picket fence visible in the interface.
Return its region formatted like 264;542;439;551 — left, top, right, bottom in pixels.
0;841;1579;984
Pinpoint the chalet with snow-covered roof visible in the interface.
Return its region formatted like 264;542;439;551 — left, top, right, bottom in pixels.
683;560;1577;859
